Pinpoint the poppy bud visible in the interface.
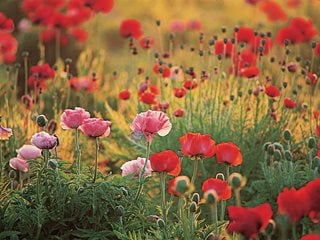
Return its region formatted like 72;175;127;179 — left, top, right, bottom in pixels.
238;91;242;97
282;82;288;88
270;57;275;63
284;150;293;161
176;177;189;194
229;172;246;191
230;95;235;101
65;58;72;65
48;159;58;169
274;149;282;161
48;119;57;134
267;144;275;155
22;51;29;57
248;89;252;95
189;201;197;213
311;41;316;49
313;156;320;167
263;142;272;151
206;233;219;240
295;56;301;62
115;205;124;217
204;190;219;205
9;170;16;179
308;137;317;149
157;218;165;229
156;20;161;26
36;114;48;127
192;193;200;204
283;129;291;141
120;187;129;196
285;49;290;55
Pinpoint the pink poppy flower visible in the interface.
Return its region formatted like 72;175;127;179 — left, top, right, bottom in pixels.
130;110;172;142
31;131;58;149
60;107;90;130
9;157;29;172
120;157;152;178
79;118;111;138
16;144;41;160
0;124;12;140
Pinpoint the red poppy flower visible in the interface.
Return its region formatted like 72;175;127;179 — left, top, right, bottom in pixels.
316;126;320;138
120;19;143;39
239;66;259;78
173;108;184;117
179;132;216;159
84;0;114;13
202;178;231;200
69;76;98;93
168;176;191;196
173;88;186;98
290;17;317;43
183;80;198;90
0;13;14;33
227;203;273;239
265;85;280;98
250;36;273;55
301;234;320;240
28;63;55;90
40;29;69;46
139;36;154;49
158;102;169;111
69;28;88;43
235;26;255;44
260;0;287;22
150;150;181;176
286;0;301;8
118;89;131;100
215;142;243;166
233;49;257;72
245;0;261;5
214;40;233;58
306;72;317;85
139;92;157;105
304;178;320;223
153;64;171;78
284;98;297;109
276;26;301;45
0;32;17;64
277;187;310;222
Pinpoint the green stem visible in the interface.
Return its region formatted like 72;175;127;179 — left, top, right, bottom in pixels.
24;56;28;95
292;223;298;240
191;159;199;185
220;200;226;221
210;203;218;227
235;189;241;206
159;172;167;223
180;197;191;240
75;128;81;177
36;149;48;204
55;28;61;61
92;137;99;183
134;141;151;202
0;142;2;181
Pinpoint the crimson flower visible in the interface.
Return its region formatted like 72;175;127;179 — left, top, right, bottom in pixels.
290;17;317;42
276;26;301;45
250;35;273;55
28;63;55;90
118;89;131;100
0;12;14;33
301;234;320;240
227;203;273;239
0;33;17;64
153;64;171;78
119;19;143;39
179;132;216;159
259;0;287;22
83;0;114;13
183;80;198;90
235;26;255;44
214;40;233;58
139;92;157;105
265;85;280;98
139;36;154;49
202;178;231;200
314;42;320;57
239;66;259;78
284;98;297;109
215;142;243;166
150;150;181;176
277;187;310;222
173;108;184;117
306;73;317;85
304;178;320;223
173;88;186;98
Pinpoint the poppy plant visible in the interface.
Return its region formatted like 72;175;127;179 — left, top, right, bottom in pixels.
168;176;192;196
202;178;232;201
130;110;172;143
215;142;243;167
284;98;297;109
227;203;273;239
265;85;280;98
119;19;143;39
259;0;287;22
118;89;131;100
150;150;181;176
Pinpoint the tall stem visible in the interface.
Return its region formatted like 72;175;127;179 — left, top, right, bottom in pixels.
235;189;241;206
159;172;167;223
180;196;191;240
210;203;218;226
191;159;199;185
0;141;2;181
24;56;28;95
37;149;48;204
134;141;151;202
92;137;99;183
75;128;81;177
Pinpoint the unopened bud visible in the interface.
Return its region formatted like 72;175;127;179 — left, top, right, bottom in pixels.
157;218;165;229
192;193;200;204
36;115;48;128
283;129;292;141
48;159;58;170
308;137;317;149
115;205;124;217
274;149;282;161
189;201;197;213
284;150;293;161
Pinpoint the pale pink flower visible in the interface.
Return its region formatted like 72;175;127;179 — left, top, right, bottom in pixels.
130;110;172;142
169;20;186;33
69;76;98;93
60;107;90;129
0;125;12;140
79;118;111;138
121;157;152;178
16;144;42;160
31;131;58;149
9;157;29;172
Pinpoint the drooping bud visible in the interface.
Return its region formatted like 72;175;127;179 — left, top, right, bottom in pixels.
36;114;48;128
283;129;291;141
